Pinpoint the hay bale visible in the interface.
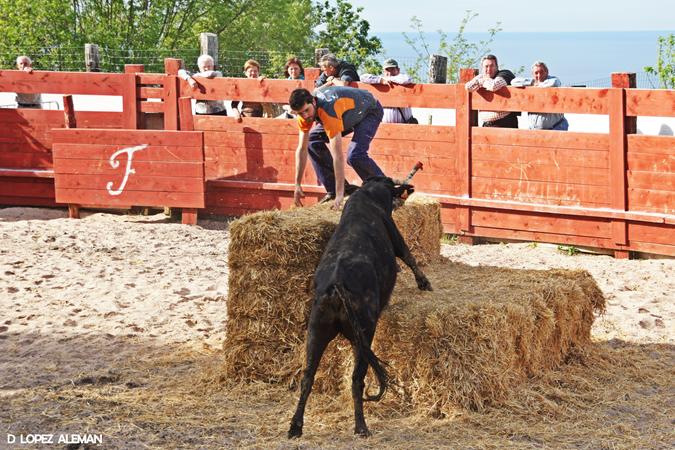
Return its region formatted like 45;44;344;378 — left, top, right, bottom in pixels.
224;207;337;385
392;193;442;266
222;197;605;415
222;197;442;388
372;261;605;416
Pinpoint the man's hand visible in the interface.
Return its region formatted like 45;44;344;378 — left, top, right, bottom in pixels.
380;76;394;87
332;193;344;211
294;185;305;207
187;77;198;89
22;66;33;74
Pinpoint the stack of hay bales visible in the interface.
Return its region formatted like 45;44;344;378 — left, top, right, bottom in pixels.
222;195;441;390
221;195;605;415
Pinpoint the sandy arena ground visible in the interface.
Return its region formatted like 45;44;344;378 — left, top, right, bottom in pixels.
0;207;673;449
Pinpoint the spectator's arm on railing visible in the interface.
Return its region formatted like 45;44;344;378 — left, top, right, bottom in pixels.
464;75;483;92
536;76;561;88
481;76;507;92
178;69;198;89
511;77;533;87
386;73;414;85
360;73;382;84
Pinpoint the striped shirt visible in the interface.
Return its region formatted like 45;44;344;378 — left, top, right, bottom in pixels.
465;73;511;124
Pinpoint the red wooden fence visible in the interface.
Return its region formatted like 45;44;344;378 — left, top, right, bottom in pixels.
0;59;673;257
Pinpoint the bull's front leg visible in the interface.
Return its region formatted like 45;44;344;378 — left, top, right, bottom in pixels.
386;221;432;291
399;251;432;291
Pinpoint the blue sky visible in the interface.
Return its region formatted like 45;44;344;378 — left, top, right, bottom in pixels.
347;0;675;32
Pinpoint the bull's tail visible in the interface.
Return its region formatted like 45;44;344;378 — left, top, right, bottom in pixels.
333;284;388;402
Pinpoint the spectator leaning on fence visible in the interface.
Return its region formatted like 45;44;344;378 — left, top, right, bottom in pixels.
360;58;417;124
512;61;569;131
315;54;359;87
278;57;306;119
284;56;305;80
15;56;42;109
465;54;518;128
232;59;272;119
177;55;227;115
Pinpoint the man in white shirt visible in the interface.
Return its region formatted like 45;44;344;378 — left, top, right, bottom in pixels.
15;56;42;109
177;55;227;115
361;59;417;124
512;61;569;130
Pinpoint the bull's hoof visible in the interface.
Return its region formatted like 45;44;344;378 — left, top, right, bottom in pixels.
417;276;433;291
354;426;371;438
288;422;303;439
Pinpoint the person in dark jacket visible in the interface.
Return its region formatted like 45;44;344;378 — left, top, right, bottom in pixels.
315;54;360;87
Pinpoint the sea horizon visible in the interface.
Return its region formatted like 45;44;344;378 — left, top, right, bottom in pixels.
373;30;674;87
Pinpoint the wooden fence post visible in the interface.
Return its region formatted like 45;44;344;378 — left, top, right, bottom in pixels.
84;44;100;72
63;93;80;219
609;72;636;259
124;64;144;73
63;95;76;128
429;55;448;84
163;59;182;131
304;67;321;83
122;66;140;129
314;48;330;66
200;33;219;68
178;96;194;131
164;58;181;76
455;68;479;244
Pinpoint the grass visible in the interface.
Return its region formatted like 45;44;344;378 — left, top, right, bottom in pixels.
440;234;459;245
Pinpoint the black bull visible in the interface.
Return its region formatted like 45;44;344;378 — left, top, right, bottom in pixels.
288;177;433;438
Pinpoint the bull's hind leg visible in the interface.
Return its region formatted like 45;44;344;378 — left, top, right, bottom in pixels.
288;318;337;439
351;353;371;437
347;324;377;437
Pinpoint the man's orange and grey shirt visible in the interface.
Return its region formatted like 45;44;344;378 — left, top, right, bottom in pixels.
297;86;379;138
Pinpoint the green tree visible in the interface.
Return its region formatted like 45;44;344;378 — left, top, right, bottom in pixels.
0;0;381;75
194;0;317;76
644;33;674;89
312;0;383;73
403;11;502;83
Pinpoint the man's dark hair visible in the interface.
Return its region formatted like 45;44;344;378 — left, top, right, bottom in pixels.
289;88;313;110
481;54;499;68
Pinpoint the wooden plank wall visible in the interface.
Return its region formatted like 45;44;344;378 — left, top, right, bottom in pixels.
0;70;133;206
183;77;459;217
0;66;673;256
0;109;127;207
181;75;673;256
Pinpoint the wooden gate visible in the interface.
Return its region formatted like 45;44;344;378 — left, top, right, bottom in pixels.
51;129;204;224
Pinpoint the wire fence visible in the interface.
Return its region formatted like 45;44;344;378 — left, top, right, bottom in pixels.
0;45;315;77
566;72;662;89
0;45;668;88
